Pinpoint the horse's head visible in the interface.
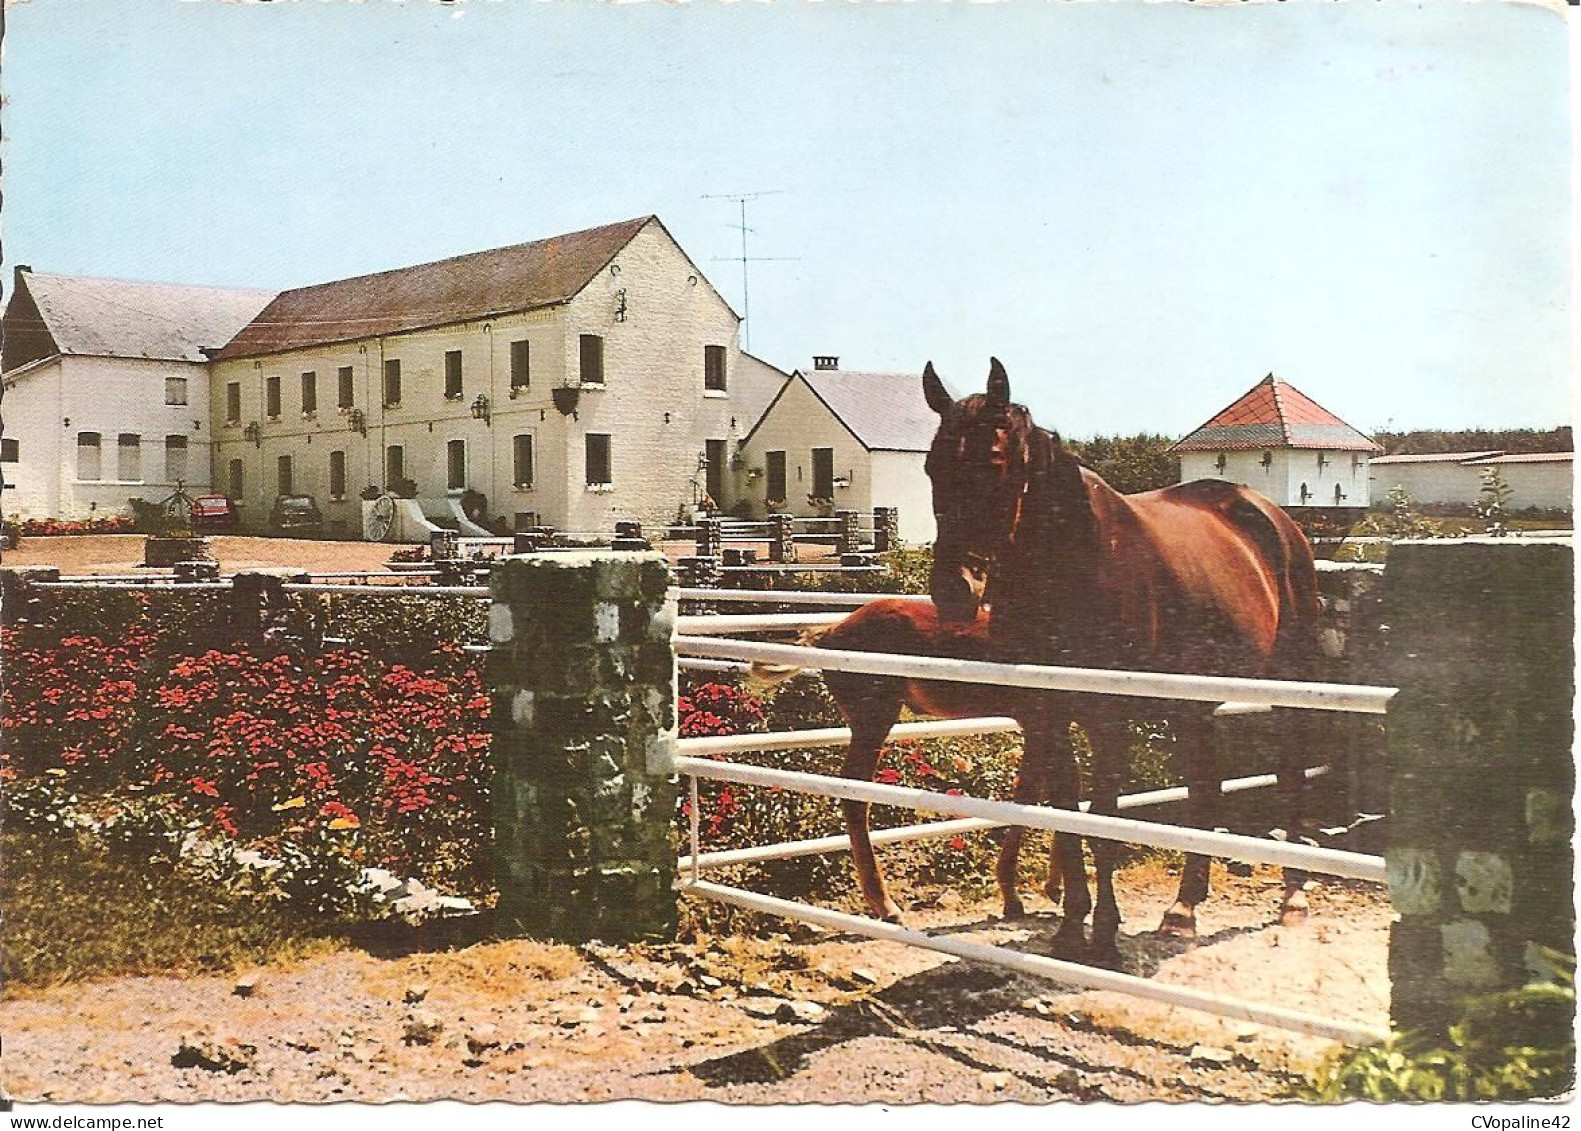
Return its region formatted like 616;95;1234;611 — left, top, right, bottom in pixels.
922;358;1043;624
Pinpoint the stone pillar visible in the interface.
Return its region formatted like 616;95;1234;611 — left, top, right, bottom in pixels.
1382;539;1574;1032
696;517;723;559
231;569;309;640
487;552;678;943
836;509;860;556
873;506;900;554
174;560;221;584
612;520;648;552
769;514;794;563
431;530;459;561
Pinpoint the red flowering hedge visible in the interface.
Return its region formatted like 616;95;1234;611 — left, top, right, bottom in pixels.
1;591;494;903
11;515;137;538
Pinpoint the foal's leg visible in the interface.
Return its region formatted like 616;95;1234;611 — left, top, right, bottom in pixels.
836;687;905;922
1159;710;1218;942
1087;716;1132;967
995;713;1056;920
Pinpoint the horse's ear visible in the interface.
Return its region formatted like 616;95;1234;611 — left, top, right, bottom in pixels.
922;362;953;415
986;357;1010;407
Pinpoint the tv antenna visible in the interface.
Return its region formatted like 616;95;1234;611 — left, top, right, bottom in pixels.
702;190;798;353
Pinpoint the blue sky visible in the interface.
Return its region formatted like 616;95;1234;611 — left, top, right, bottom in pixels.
1;0;1571;438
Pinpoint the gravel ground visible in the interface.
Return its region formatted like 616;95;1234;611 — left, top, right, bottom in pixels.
0;863;1389;1105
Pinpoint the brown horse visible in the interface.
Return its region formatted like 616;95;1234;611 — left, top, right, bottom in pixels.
921;358;1322;965
752;598;1072;923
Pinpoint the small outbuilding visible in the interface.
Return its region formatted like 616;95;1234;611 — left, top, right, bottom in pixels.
1170;373;1381;511
735;357;937;544
1370;450;1574;512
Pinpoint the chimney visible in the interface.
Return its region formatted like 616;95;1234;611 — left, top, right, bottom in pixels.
813;355;839;371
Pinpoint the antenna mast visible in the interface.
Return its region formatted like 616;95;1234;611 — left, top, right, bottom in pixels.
702;190;796;353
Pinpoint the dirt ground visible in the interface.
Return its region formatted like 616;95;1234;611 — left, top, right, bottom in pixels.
0;863;1389;1105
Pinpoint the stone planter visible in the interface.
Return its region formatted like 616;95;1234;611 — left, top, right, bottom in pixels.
144;535;213;568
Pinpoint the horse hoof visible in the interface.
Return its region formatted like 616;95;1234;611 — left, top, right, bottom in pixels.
1279;906;1309;928
1051;928;1087;959
1157;909;1197;942
1001;898;1029;921
1087;942;1126;971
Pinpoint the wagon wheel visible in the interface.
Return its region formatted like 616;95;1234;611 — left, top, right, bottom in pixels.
366;494;396;542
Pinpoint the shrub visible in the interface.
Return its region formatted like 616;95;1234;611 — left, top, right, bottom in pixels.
1302;957;1576;1102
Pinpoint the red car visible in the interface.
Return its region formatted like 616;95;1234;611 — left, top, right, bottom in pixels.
190;495;240;533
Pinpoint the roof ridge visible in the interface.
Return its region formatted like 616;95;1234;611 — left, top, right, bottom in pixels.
272;215;653;297
1265;372;1294;445
24;271;274;296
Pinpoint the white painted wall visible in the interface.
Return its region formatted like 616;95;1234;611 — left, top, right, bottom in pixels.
1372;459;1574;510
1180;447;1372;508
211;221;774;536
869;450;936;544
737;377;872;520
3;354;213;520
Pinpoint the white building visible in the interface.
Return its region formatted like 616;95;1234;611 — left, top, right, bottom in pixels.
1370;450;1574;512
1170;374;1381;510
737;357;937;544
208;216;781;536
0;268;274;520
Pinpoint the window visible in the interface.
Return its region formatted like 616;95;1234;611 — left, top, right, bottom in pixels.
0;438;17;462
811;447;834;499
1317;451;1329;470
1352;453;1363;473
514;512;539;532
276;455;293;496
301;371;317;414
513;434;535;488
118;434;142;482
579;334;605;386
385;445;404;488
766;450;787;503
77;433;102;480
266;374;282;419
329;450;346;500
444;350;463;399
447;439;467;491
510;339;530;393
1215;452;1228;474
226;382;241;423
704;345;727;392
165;377;188;406
338;366;355;409
164;436;188;483
705;438;726;503
384;359;402;407
227;459;244;501
585;433;612;486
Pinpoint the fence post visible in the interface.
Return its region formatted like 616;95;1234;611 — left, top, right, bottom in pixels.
696;516;723;559
231;568;309;639
487;551;678;943
1381;538;1574;1032
836;509;860;557
769;513;794;563
612;520;648;552
873;506;900;554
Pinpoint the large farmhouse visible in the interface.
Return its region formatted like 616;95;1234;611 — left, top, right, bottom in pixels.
736;357;938;544
0;269;274;520
207;217;781;536
1171;374;1381;510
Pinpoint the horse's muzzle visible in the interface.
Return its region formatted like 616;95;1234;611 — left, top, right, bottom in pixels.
931;563;986;624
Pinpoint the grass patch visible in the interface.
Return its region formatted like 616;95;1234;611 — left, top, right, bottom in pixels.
1;828;350;992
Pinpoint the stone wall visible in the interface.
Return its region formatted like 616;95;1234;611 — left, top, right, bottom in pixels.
1381;539;1574;1030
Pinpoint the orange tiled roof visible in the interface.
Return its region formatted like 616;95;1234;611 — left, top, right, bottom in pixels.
1170;374;1381;453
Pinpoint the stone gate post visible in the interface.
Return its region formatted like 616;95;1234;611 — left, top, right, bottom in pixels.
1382;538;1574;1031
487;551;678;943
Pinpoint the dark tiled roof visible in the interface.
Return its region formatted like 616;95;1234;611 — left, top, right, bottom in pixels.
1171;374;1380;453
6;272;275;365
797;368;939;452
212;217;654;361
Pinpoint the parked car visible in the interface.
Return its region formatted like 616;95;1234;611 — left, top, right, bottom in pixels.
269;494;323;538
190;495;240;533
